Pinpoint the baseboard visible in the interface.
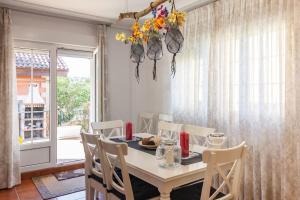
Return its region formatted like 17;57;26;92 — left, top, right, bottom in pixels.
21;162;84;180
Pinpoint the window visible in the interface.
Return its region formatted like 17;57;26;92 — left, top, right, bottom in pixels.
16;48;50;144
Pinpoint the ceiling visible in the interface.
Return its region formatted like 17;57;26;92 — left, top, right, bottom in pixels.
0;0;206;23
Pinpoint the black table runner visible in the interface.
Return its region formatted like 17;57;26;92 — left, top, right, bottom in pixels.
110;137;202;166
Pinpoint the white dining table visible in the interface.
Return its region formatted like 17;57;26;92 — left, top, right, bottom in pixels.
122;133;210;200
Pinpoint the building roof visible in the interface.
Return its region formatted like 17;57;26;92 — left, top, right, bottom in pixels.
15;52;68;71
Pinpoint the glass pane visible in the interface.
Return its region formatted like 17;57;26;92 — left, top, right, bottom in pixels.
57;55;92;163
16;48;50;144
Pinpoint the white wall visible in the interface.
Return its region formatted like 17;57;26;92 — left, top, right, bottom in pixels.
107;27;132;122
12;11;97;47
130;46;172;130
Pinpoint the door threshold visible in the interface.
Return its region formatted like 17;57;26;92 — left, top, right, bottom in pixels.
21;162;84;180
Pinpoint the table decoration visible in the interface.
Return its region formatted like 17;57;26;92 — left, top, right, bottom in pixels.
180;131;189;158
125;121;133;140
156;139;181;168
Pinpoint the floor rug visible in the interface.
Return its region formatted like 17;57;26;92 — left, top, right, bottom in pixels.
32;173;85;199
54;168;85;181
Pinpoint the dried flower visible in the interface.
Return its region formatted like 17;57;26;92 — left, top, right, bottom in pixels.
168;10;186;27
115;33;126;42
155;16;165;30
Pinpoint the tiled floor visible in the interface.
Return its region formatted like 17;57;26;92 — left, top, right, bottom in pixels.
0;178;100;200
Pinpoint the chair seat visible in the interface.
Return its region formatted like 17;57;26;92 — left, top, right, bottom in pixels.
109;174;160;200
171;181;225;200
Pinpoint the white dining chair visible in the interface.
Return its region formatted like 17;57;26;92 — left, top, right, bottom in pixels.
81;132;107;200
158;113;173;122
138;112;154;134
99;139;160;200
91;120;124;138
183;124;216;145
158;121;183;141
171;141;247;200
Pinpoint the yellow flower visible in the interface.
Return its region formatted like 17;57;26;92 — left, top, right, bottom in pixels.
176;12;186;26
141;20;151;32
115;33;126;42
168;13;177;24
18;136;23;144
168;11;186;26
134;31;143;39
128;36;135;43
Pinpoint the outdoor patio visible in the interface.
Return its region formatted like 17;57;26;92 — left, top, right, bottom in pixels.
57;137;85;163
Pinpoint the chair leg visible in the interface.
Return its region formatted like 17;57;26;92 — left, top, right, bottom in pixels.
88;186;95;200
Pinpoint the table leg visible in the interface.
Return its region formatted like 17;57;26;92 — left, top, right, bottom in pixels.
159;186;172;200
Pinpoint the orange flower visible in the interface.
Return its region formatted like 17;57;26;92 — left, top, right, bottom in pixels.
143;35;148;43
155;17;165;29
132;21;140;32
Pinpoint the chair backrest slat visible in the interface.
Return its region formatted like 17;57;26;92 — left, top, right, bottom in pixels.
81;133;105;180
200;141;247;200
91;120;123;138
183;124;215;145
183;124;215;137
158;121;183;140
100;139;134;200
158;113;173;122
138;112;154;133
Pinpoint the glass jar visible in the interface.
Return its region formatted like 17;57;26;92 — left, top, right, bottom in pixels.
156;139;181;168
206;133;226;149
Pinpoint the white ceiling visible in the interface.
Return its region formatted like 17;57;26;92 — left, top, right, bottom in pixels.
0;0;206;23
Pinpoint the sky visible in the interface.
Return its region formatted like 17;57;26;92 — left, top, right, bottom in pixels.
61;56;91;78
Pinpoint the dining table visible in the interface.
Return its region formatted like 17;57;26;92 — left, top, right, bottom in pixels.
110;132;229;200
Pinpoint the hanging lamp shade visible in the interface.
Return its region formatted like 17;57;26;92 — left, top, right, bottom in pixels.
130;43;145;82
146;36;163;80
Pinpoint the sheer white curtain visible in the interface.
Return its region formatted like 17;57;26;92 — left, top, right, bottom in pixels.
0;8;21;189
96;25;109;121
171;0;300;199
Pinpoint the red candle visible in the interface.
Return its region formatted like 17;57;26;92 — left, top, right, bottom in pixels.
125;122;133;140
180;131;189;158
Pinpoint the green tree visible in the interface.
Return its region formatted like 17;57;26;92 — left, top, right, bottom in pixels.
57;77;90;131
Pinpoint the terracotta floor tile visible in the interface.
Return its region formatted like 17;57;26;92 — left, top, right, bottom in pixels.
0;188;19;200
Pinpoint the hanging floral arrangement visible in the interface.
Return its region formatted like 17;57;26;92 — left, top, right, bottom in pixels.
116;0;186;82
116;21;145;82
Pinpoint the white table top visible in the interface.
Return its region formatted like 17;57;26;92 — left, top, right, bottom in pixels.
123;133;208;182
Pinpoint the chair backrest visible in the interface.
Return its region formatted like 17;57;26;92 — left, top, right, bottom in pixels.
158;113;173;122
158;121;182;141
200;142;247;200
183;124;215;144
99;139;134;200
138;112;154;133
80;133;105;182
91;120;124;138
